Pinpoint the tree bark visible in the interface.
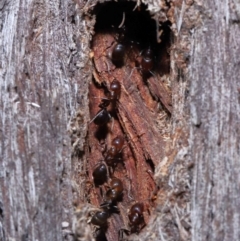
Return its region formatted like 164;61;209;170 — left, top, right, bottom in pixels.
1;0;240;241
190;1;240;240
0;0;90;240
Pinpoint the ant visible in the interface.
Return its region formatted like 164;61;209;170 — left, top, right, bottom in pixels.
108;12;140;67
127;45;156;81
108;13;127;67
101;178;123;209
88;208;110;238
118;202;145;240
90;79;121;126
102;79;121;106
105;135;124;168
140;46;155;74
128;202;145;233
110;34;126;67
92;162;108;185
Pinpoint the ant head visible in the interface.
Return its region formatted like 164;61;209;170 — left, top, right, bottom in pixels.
141;46;155;73
109;79;121;100
129;202;144;215
111;135;124;151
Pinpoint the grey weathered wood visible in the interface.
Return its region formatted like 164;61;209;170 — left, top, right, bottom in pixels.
0;0;91;240
190;1;240;241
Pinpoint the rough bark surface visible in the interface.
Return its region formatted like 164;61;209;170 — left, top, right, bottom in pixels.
0;0;91;240
1;0;240;241
190;1;240;241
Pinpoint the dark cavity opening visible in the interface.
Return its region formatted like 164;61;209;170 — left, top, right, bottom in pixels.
92;1;172;75
146;158;155;173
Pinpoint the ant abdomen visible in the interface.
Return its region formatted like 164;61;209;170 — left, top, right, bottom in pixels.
141;47;154;73
90;79;121;126
93;162;108;185
106;178;123;202
93;109;111;126
91;210;109;227
111;43;126;66
109;79;121;101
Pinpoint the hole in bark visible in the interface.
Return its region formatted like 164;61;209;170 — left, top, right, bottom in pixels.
86;1;172;241
93;1;171;76
70;14;75;24
146;158;155;172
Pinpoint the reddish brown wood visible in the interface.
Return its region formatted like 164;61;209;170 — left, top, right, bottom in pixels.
86;26;171;240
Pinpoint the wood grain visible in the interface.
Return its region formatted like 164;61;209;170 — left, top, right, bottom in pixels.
2;0;240;241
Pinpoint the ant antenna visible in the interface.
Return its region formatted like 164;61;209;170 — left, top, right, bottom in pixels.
132;1;140;11
118;12;125;29
149;70;157;80
89;109;104;124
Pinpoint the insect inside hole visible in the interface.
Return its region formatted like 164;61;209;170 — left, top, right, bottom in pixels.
127;45;156;81
100;178;124;210
90;79;121;126
108;12;127;67
92;161;108;185
104;135;124;168
118;202;145;240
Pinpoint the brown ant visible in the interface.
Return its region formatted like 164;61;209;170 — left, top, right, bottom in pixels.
111;38;126;67
90;79;121;126
109;12;140;67
101;178;123;209
127;45;156;81
88;208;110;238
128;202;145;233
105;135;124;167
108;13;127;67
118;202;145;240
140;46;155;74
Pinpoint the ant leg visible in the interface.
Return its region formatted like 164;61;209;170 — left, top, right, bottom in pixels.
125;173;134;201
107;165;114;177
101;160;110;180
118;228;130;241
126;67;140;81
92;96;109;100
105;59;112;74
149;70;157;80
110;116;114;132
